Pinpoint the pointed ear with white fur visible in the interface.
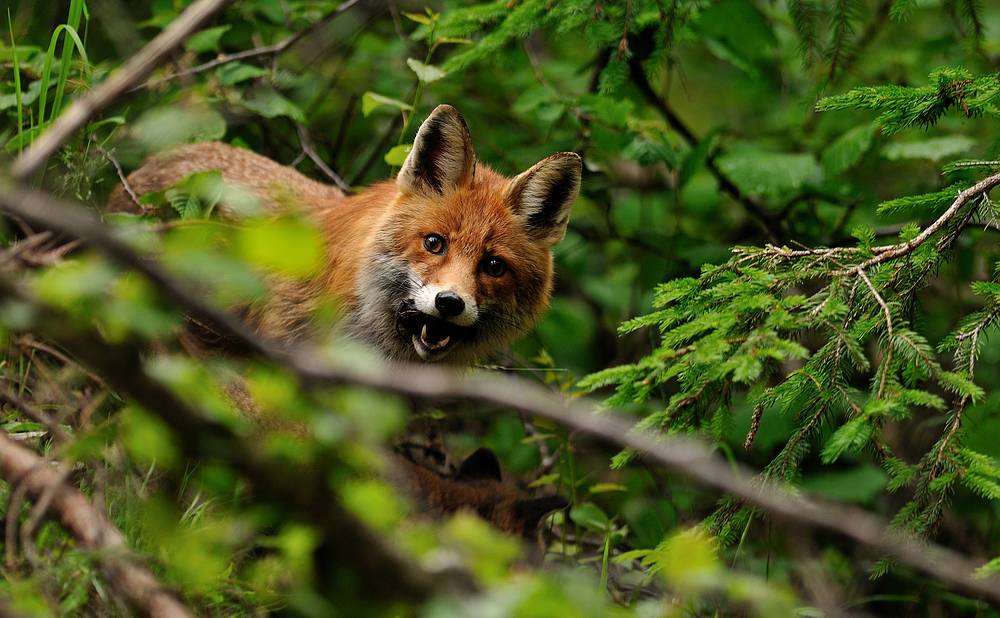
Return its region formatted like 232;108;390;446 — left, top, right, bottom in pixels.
507;152;582;245
397;104;475;195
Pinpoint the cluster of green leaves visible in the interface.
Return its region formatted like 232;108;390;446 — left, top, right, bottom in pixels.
4;0;1000;616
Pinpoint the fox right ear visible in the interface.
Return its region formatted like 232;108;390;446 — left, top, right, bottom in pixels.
507;152;582;246
455;447;503;483
397;104;475;195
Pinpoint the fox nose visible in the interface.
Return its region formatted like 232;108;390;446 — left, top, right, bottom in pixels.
435;291;465;318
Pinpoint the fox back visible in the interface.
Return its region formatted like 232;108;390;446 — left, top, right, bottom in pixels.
107;105;582;363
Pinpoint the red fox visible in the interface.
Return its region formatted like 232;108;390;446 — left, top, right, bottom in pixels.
106;105;582;363
388;446;568;538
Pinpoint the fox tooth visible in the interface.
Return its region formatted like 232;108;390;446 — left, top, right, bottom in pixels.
439;335;450;348
421;324;428;341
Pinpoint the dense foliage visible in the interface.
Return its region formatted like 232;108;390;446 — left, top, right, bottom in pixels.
2;0;1000;616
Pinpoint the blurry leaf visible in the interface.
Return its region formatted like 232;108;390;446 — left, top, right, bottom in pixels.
341;480;402;530
623;135;679;168
822;124;876;176
215;61;270;86
716;141;823;196
34;256;115;310
882;135;976;161
800;465;888;503
384;144;411;166
361;91;413;117
569;501;610;532
407;58;446;83
528;473;560;488
234;215;325;278
135;106;227;150
659;528;721;591
588;483;628;494
576;93;633;128
241;86;306;122
184;25;231;52
121;406;180;470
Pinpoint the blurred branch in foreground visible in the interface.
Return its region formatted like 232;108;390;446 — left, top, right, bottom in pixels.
0;182;998;606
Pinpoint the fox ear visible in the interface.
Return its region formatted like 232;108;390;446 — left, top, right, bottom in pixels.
507;152;582;245
455;447;503;482
397;104;475;195
515;495;570;534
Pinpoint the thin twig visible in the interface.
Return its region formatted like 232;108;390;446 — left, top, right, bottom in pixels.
132;0;363;93
856;266;893;335
295;123;351;193
93;138;143;211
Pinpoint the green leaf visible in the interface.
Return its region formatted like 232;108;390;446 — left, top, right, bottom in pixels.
241;87;306;122
215;62;270;86
716;141;823;196
882;135;976;161
588;483;629;494
135;106;227;151
569;502;610;532
361;91;413;117
184;25;231;53
234;215;325;278
401;11;432;25
406;58;447;83
822;124;876;176
384;144;411;166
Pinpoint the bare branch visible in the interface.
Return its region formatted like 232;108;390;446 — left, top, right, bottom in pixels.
841;171;1000;274
296;123;351;193
10;0;235;181
0;431;194;618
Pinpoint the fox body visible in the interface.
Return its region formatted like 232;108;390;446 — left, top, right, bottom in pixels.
388;447;567;538
107;105;582;363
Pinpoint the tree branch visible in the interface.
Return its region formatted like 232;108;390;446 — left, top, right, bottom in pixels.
0;430;194;618
0;183;998;605
628;59;782;244
0;266;465;605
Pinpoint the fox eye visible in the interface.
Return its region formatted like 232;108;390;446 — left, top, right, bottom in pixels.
482;256;508;278
423;234;446;254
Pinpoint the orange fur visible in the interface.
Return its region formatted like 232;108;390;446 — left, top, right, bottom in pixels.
387;448;567;538
107;105;582;363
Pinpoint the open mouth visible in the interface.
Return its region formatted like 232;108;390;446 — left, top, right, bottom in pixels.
396;300;472;359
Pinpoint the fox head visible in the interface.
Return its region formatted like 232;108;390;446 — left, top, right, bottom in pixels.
353;105;582;363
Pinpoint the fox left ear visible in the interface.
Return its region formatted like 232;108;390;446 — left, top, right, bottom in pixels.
397;104;476;195
507;152;582;245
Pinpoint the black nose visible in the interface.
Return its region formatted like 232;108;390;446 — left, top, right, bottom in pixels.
435;291;465;317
